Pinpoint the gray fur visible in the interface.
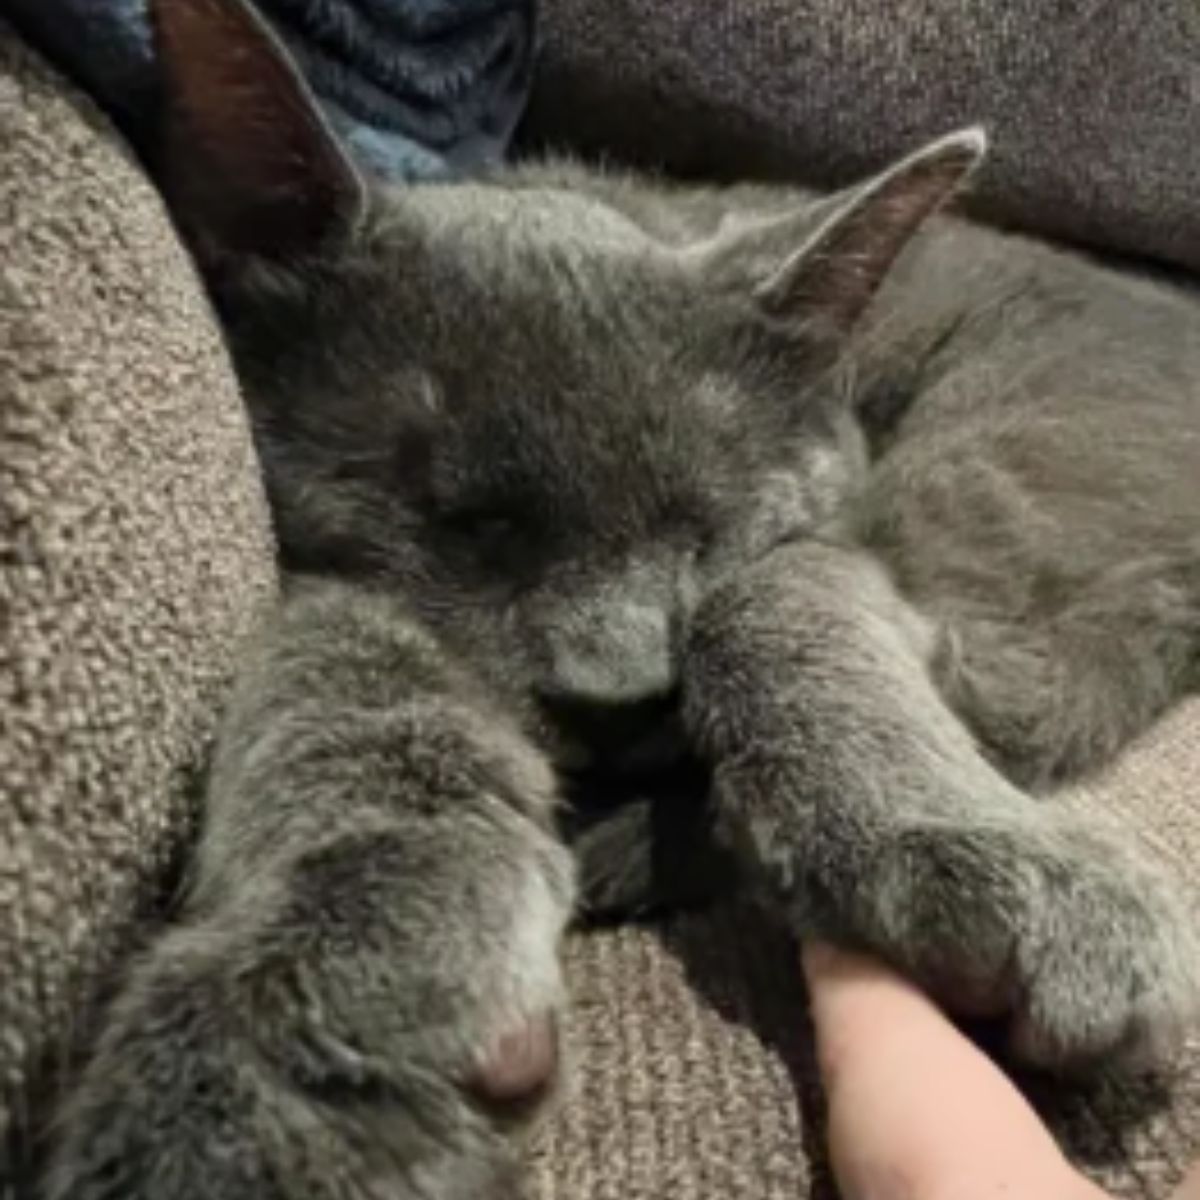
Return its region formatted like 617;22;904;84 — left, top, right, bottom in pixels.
44;1;1200;1196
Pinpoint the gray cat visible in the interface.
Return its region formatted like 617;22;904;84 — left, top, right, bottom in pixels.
44;0;1200;1196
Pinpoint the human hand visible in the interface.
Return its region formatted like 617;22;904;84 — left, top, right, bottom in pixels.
802;941;1200;1200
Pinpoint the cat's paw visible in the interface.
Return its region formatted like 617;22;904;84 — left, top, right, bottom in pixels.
1002;826;1200;1071
45;815;574;1200
854;816;1200;1074
714;748;1199;1074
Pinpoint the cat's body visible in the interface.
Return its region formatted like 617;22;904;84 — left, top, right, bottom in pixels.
520;158;1200;789
43;1;1200;1198
535;161;1200;915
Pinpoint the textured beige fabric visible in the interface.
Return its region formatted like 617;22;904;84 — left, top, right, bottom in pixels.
1056;701;1200;1199
522;0;1200;274
533;700;1200;1200
0;18;276;1145
532;907;820;1200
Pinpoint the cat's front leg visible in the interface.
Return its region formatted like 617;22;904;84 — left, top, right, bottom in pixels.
683;540;1199;1072
45;580;574;1200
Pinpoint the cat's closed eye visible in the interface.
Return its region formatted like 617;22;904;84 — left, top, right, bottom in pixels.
440;509;521;545
434;507;539;580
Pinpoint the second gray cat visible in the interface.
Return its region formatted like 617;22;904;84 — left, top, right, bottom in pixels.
45;0;1200;1197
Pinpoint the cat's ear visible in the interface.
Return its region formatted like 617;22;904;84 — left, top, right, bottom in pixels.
702;129;986;332
148;0;367;267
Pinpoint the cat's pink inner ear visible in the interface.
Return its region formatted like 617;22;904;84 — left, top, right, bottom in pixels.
759;129;987;330
150;0;365;262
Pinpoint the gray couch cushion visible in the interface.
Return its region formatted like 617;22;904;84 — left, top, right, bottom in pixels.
522;0;1200;273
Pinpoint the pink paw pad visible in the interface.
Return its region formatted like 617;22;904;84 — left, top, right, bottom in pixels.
468;1012;559;1107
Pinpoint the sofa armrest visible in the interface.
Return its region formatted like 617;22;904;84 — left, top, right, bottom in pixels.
0;17;275;1145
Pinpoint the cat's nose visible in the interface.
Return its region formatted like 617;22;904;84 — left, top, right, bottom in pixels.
545;601;675;706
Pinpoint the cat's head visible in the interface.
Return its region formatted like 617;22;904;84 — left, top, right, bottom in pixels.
150;0;983;750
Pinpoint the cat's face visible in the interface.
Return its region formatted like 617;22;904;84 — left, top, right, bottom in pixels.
234;183;866;728
152;0;982;754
